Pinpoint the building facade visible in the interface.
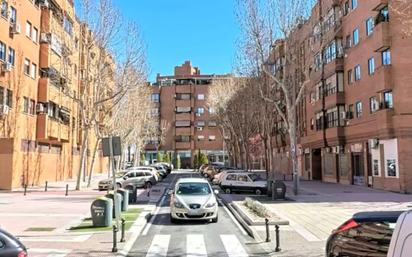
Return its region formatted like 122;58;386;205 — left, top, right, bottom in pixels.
0;0;108;190
145;61;226;168
268;0;412;193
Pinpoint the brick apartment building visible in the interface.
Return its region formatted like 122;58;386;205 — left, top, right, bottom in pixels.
268;0;412;193
0;0;108;190
144;61;227;168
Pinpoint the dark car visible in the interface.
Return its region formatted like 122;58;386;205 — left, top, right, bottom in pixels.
0;229;27;257
326;211;403;257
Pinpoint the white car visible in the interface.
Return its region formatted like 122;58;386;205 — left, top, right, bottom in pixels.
128;166;160;182
220;172;267;195
388;210;412;257
169;178;218;223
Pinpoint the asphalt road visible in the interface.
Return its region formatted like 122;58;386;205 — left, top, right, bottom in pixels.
128;170;269;257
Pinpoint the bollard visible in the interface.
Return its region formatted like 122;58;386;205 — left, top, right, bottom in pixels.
45;181;48;192
265;218;271;242
120;218;126;242
24;184;27;196
275;225;281;252
112;225;118;252
65;184;69;196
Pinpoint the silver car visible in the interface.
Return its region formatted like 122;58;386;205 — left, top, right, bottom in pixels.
98;170;156;190
169;178;218;223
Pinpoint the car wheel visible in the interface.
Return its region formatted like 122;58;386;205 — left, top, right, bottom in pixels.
144;181;152;189
170;215;178;224
116;183;122;188
224;188;232;194
255;189;262;195
211;215;218;223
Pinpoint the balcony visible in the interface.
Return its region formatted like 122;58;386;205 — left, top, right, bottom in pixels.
36;114;69;142
175;99;191;107
175;141;191;150
372;0;388;11
324;57;344;78
373;65;393;92
314;92;345;112
372;21;391;52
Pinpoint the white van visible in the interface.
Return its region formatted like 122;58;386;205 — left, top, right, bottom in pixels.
387;210;412;257
220;172;267;195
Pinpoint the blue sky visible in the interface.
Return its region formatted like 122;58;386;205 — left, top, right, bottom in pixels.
116;0;240;82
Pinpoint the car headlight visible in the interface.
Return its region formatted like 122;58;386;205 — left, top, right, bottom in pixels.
205;201;216;208
174;200;184;208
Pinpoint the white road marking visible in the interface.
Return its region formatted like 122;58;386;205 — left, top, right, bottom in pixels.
142;194;166;236
220;234;249;257
219;199;248;236
187;234;207;257
28;248;70;257
146;234;170;257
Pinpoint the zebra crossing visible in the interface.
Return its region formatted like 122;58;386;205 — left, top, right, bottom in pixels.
142;233;250;257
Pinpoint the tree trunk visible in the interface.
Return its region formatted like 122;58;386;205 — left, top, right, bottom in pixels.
87;138;101;187
76;128;89;190
288;108;299;195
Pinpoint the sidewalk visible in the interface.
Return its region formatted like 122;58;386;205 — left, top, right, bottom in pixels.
0;173;164;257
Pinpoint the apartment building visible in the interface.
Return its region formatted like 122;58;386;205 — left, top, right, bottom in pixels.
145;61;227;168
268;0;412;193
0;0;108;190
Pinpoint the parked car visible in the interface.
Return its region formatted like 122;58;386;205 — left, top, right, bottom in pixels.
157;162;173;173
326;211;404;257
169;177;218;223
199;164;209;175
98;170;157;190
0;228;27;257
212;169;245;185
151;164;168;178
388;210;412;257
128;166;161;182
220;172;267;195
203;166;218;179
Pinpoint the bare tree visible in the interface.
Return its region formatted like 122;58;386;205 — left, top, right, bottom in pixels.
236;0;314;194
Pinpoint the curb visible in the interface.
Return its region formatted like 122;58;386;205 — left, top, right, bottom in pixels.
219;196;258;239
231;202;289;226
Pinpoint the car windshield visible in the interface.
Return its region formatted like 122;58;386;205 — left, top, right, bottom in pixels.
249;174;264;181
176;182;211;195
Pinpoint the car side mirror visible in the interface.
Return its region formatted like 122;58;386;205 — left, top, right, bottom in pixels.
214;189;219;195
123;176;127;180
168;189;174;195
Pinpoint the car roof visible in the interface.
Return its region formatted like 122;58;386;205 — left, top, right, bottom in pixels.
176;178;209;183
353;211;404;223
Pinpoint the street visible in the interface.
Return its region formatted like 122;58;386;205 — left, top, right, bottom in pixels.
128;170;270;257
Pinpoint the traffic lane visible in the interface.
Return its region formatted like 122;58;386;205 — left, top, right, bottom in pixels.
128;171;269;256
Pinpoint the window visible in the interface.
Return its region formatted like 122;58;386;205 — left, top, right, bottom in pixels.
6;89;12;108
368;58;375;75
354;65;361;81
383;91;393;108
343;1;350;16
150;108;159;117
382;49;391;65
31;63;37;78
23;97;29;113
370;97;379;113
0;87;3;105
9;6;16;24
197;94;204;100
376;6;389;24
351;0;358;9
151;93;159;102
29;99;35;115
196;120;205;127
196;107;204;115
24;59;30;75
209;107;215;114
347;69;353;84
8;47;15;65
314;53;322;71
326;108;339;128
63;16;73;36
209;135;216;141
175;135;191;142
175;120;190;127
208;121;217;127
0;41;5;61
373;159;380;176
26;21;32;37
226;174;237;181
345;35;352;48
386;159;397;177
197;135;205;141
176;106;191;113
355;101;362;118
322;40;337;64
366;17;374;36
1;0;7;18
348;104;354;119
32;27;38;42
238;175;249;182
353;28;359;45
176;93;190;100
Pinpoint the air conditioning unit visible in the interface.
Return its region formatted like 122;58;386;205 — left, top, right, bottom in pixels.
0;105;10;115
369;138;379;149
39;0;50;8
197;127;203;131
2;62;12;72
10;23;21;34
